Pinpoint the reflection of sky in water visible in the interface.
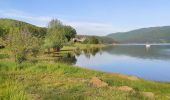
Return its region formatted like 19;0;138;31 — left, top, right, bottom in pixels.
75;45;170;82
160;49;170;55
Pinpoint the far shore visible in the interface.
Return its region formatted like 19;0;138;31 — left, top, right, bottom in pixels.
111;43;170;46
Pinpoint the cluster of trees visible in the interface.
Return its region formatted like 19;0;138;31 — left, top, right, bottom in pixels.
77;35;116;44
83;36;99;44
44;19;77;52
0;18;76;64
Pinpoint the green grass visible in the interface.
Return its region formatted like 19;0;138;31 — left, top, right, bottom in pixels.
0;54;9;59
0;80;27;100
1;61;170;100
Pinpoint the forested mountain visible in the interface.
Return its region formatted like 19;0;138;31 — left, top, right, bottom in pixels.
107;26;170;43
0;18;47;38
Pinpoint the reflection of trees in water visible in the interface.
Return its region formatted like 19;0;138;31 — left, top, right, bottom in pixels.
74;48;82;57
48;47;102;64
103;45;170;60
52;47;102;63
54;53;77;64
82;48;101;59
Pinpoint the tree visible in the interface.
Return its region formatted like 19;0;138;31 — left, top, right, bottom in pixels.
64;25;77;41
0;27;4;37
0;27;6;47
89;36;99;44
7;28;41;64
83;36;99;44
44;19;67;52
0;27;8;40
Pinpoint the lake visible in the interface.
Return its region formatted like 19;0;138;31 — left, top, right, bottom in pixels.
75;44;170;82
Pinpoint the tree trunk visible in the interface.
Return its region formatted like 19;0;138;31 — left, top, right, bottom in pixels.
53;47;60;52
47;48;50;54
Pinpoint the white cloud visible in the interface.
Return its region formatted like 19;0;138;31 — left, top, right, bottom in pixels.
67;21;132;36
0;9;52;26
0;9;130;35
67;22;116;36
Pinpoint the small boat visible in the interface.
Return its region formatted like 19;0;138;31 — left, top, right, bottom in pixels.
145;44;151;48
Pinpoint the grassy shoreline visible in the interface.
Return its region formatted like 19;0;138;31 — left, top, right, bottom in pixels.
1;60;170;99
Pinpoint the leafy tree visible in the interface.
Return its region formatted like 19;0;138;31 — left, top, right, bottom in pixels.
89;36;99;44
0;27;4;37
47;19;63;29
64;25;77;41
44;19;67;52
0;27;5;47
7;28;41;64
0;27;8;40
83;36;99;44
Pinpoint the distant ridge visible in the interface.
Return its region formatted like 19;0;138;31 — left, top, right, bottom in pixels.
77;35;117;44
107;26;170;43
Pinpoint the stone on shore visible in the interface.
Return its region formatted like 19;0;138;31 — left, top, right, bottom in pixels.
89;77;108;88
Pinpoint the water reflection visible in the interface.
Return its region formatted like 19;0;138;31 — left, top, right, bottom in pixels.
53;45;170;65
51;45;170;81
54;53;77;64
53;48;102;64
103;45;170;60
75;45;170;82
82;48;101;59
54;45;170;65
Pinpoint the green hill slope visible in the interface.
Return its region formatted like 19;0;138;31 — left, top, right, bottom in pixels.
77;35;117;44
0;18;47;38
107;26;170;43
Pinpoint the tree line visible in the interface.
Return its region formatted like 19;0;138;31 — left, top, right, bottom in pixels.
0;19;77;64
0;18;102;65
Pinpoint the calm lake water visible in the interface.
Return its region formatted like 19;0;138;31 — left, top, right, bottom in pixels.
75;44;170;82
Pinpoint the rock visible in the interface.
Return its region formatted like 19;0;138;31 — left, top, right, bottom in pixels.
28;94;41;100
118;86;133;91
89;77;108;88
142;92;154;99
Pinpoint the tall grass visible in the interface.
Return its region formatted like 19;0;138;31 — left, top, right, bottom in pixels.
0;80;27;100
1;60;170;99
0;54;9;59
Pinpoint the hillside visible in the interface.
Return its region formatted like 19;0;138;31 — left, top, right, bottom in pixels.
77;35;117;44
107;26;170;43
0;18;47;38
0;18;116;44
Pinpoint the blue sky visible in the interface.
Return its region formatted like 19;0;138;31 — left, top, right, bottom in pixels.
0;0;170;36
